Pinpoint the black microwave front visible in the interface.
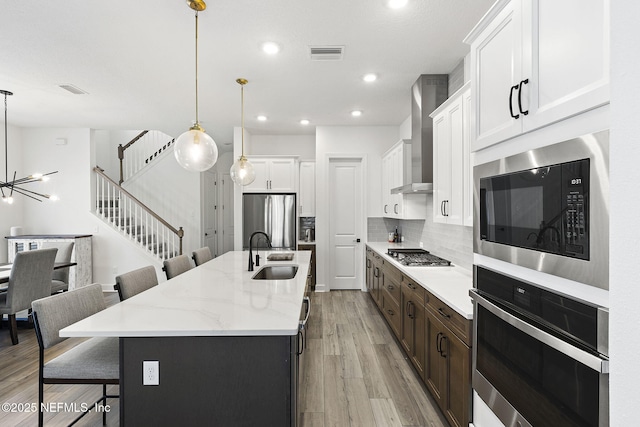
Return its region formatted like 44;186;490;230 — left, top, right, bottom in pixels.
473;130;610;290
479;158;590;260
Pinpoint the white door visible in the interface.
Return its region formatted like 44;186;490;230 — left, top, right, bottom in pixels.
203;169;218;257
328;158;363;290
220;172;234;255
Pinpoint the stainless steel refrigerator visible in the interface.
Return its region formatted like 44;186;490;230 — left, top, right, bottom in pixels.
243;193;296;250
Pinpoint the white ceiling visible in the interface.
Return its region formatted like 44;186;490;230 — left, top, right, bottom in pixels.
0;0;493;148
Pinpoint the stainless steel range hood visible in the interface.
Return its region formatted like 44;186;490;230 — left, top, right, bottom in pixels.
391;74;448;194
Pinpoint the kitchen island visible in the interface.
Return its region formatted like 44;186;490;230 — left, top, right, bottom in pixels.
61;250;311;426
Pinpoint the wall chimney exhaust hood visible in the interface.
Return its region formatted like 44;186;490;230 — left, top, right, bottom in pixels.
391;74;448;194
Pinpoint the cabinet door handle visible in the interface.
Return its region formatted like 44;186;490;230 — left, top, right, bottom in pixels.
436;332;443;354
387;285;394;291
394;204;398;214
438;308;450;319
518;78;529;116
387;309;395;316
440;201;445;216
367;259;371;268
384;204;388;214
444;200;449;216
440;335;448;358
509;84;520;119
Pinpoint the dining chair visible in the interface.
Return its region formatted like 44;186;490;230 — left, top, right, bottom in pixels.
114;265;158;301
162;254;192;280
0;248;57;345
192;246;213;266
40;241;74;294
32;283;119;427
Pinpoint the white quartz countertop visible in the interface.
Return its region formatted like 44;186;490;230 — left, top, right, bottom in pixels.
367;242;474;319
60;250;311;338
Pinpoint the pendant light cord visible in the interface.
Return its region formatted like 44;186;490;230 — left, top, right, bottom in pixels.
194;11;200;126
4;92;7;184
241;82;245;156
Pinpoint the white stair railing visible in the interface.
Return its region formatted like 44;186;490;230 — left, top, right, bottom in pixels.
94;166;183;261
118;130;175;184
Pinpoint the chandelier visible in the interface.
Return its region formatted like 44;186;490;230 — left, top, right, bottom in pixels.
1;89;58;204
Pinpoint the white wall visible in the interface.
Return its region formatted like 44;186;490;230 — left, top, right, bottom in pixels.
123;145;202;259
0;124;25;263
315;126;400;290
246;134;315;160
17;127;164;285
610;2;639;425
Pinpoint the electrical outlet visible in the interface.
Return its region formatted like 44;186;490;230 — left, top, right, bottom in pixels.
143;360;159;386
419;241;424;248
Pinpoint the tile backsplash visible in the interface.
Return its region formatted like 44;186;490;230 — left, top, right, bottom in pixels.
299;217;316;240
367;195;473;271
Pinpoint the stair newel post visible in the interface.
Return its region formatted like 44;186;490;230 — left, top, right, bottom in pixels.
118;144;125;185
178;227;184;255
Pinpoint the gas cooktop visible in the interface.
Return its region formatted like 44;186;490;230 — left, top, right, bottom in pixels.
386;248;451;267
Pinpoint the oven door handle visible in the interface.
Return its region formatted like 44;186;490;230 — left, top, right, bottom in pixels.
470;290;609;374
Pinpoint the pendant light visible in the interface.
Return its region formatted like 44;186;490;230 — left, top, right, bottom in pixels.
230;78;256;186
1;89;58;203
174;0;219;172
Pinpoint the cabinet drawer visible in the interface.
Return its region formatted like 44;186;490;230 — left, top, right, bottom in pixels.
382;263;402;303
382;289;401;338
425;292;472;346
402;276;425;305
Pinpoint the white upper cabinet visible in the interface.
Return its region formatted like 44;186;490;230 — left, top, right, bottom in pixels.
299;161;315;217
465;0;609;151
381;140;426;220
431;83;471;226
243;157;296;192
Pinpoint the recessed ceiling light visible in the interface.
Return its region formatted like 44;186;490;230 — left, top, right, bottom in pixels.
262;42;280;55
300;119;310;125
387;0;408;9
257;115;267;121
363;73;377;82
351;110;363;117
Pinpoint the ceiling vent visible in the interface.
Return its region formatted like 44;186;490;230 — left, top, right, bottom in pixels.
58;84;88;95
309;45;344;61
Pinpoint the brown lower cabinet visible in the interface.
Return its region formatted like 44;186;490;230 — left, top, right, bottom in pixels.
425;305;471;427
298;243;316;289
366;247;383;307
365;246;472;427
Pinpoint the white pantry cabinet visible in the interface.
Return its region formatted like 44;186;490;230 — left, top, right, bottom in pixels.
299;161;315;217
465;0;609;151
243;157;296;192
431;83;471;226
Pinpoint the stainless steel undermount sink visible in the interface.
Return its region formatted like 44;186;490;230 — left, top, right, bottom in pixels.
252;265;299;280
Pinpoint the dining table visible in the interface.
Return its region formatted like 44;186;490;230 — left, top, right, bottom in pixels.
0;261;77;290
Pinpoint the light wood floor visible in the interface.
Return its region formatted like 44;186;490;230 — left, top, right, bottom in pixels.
0;290;447;427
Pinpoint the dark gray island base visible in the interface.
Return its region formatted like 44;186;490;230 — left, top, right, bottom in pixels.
120;335;298;426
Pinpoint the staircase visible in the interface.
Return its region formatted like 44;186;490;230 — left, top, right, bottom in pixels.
94;166;183;261
118;130;175;184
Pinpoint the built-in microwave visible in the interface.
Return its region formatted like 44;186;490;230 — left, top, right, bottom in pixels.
474;130;609;290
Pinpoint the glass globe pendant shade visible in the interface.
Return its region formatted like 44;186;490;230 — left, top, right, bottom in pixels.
230;156;256;186
174;124;219;172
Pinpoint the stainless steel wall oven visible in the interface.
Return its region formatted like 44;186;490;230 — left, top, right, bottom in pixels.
474;130;609;290
470;266;609;427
